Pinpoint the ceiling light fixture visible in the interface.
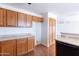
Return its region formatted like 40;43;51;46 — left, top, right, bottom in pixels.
27;3;31;5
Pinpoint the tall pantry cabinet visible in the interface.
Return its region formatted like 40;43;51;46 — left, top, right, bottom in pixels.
49;18;56;46
41;16;56;56
48;18;56;56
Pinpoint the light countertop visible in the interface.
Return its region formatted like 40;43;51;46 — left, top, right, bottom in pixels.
0;33;34;41
56;36;79;46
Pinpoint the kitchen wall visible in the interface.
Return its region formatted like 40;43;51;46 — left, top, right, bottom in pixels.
57;13;79;36
41;13;48;47
33;22;42;44
0;27;32;35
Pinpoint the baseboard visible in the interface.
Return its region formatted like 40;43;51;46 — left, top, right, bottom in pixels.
35;43;42;47
35;43;55;48
35;43;48;48
41;43;49;47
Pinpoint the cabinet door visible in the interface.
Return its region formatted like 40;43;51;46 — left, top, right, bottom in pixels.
16;38;28;56
0;42;1;56
0;40;16;56
49;19;53;45
32;16;38;22
0;8;6;26
49;18;56;46
28;37;35;52
38;17;43;22
7;10;17;27
18;13;27;27
26;14;32;27
33;16;43;22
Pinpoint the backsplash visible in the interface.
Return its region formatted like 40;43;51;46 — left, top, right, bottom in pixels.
61;33;79;39
0;22;37;35
0;27;33;35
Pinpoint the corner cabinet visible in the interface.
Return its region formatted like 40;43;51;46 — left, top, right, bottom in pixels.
6;10;17;27
0;8;6;26
0;40;16;56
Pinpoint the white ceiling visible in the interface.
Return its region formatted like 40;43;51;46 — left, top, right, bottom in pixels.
3;3;79;15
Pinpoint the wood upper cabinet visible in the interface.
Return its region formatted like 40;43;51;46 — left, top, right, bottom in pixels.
0;40;16;56
28;37;35;52
0;8;6;26
0;37;35;56
26;14;32;27
0;8;45;27
18;13;32;27
16;38;28;56
18;13;27;27
7;10;17;27
38;17;43;22
32;16;43;22
0;8;44;27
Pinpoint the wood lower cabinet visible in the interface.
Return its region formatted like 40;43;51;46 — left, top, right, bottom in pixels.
0;40;16;56
0;8;6;26
16;37;35;55
0;37;35;56
28;37;35;52
16;38;28;56
7;10;17;27
16;37;35;56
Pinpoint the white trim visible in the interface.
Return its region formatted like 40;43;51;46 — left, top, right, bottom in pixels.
41;43;49;47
